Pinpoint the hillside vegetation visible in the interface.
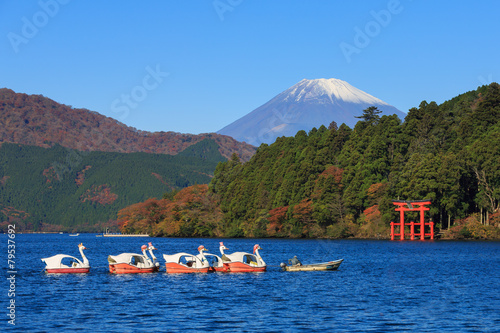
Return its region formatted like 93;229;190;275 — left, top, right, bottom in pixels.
0;139;226;232
0;88;256;161
119;83;500;239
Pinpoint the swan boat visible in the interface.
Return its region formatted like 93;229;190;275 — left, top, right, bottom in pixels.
108;244;159;274
202;252;226;272
219;243;266;272
163;245;212;273
280;259;344;272
41;243;90;273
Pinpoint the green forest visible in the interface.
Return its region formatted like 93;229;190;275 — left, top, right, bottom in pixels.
119;83;500;239
0;138;226;232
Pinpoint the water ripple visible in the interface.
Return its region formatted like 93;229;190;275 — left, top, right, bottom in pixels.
3;235;499;332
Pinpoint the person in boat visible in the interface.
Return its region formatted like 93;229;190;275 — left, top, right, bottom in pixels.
289;255;302;266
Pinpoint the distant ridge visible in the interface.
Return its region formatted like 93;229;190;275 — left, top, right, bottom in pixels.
218;78;405;146
0;88;256;161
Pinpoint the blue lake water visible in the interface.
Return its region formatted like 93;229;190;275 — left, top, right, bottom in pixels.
2;234;499;332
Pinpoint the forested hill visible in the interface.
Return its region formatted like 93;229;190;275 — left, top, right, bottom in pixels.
0;139;226;232
0;88;256;161
118;83;500;239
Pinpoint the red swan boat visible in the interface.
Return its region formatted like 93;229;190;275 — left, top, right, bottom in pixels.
108;244;159;274
163;245;212;273
219;243;266;272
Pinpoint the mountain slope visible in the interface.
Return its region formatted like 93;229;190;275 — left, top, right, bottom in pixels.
0;88;256;161
0;139;226;232
218;78;405;146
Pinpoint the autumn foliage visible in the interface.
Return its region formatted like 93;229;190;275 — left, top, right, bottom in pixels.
266;206;288;236
0;88;256;161
75;165;92;186
118;185;223;237
80;184;118;205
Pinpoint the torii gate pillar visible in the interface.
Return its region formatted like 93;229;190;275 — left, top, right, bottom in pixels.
390;200;433;240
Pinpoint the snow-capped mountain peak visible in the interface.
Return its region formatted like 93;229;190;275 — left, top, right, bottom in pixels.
218;78;404;146
283;78;389;105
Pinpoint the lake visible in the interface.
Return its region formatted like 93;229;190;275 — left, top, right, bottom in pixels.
2;234;499;332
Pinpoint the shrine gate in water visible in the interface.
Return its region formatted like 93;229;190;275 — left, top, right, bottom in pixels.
390;200;434;240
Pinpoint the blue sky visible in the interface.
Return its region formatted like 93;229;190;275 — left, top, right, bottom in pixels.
1;1;499;134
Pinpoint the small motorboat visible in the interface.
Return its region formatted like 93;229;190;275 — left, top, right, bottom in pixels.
108;245;158;274
219;243;266;273
163;245;212;273
41;243;90;273
280;258;344;272
69;233;79;236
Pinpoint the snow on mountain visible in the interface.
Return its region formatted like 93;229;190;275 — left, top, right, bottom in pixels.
285;78;389;104
218;78;405;146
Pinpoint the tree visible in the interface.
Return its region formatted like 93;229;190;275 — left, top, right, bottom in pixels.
467;126;500;222
328;121;338;131
355;106;382;124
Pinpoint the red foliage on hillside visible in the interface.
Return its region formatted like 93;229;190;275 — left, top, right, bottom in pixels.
80;184;118;205
363;204;381;223
316;165;343;184
367;183;388;203
118;184;223;237
266;206;288;236
0;206;33;232
1;176;10;186
43;166;60;183
1;206;29;222
0;88;256;161
75;165;92;186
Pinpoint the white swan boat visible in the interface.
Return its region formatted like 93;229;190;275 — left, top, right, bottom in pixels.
41;243;90;273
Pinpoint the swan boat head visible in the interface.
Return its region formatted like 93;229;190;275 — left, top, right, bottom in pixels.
253;244;266;266
147;242;160;268
219;242;232;262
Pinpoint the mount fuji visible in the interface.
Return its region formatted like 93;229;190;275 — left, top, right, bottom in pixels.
218;78;405;146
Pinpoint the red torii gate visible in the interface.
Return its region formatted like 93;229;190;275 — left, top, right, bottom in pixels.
390;200;434;240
